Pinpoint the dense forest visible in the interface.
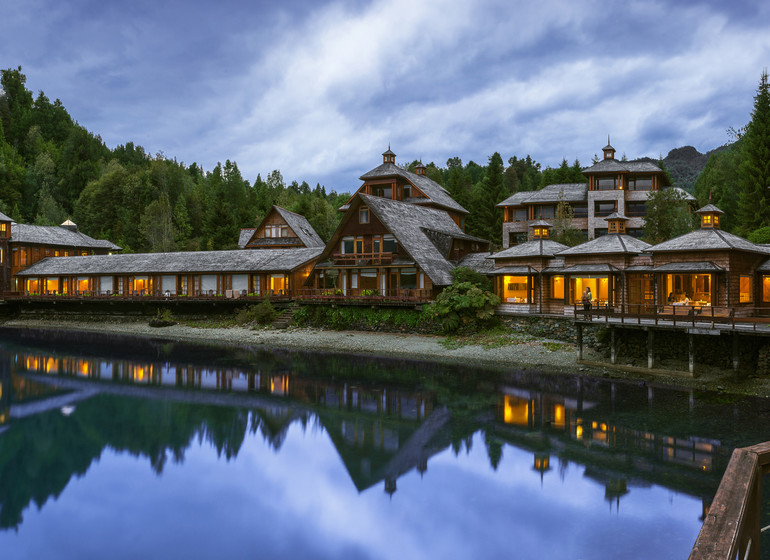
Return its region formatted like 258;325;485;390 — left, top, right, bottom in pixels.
1;65;768;252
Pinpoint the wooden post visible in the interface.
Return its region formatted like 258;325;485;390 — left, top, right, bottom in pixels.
610;327;617;365
647;329;655;369
689;333;696;377
576;323;583;361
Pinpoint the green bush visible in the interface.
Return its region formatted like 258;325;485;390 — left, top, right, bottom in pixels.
235;297;277;325
292;305;436;333
424;281;501;333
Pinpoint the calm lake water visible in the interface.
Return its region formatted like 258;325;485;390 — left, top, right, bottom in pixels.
1;327;769;560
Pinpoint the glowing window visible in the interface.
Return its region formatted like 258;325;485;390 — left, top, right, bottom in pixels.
740;276;753;303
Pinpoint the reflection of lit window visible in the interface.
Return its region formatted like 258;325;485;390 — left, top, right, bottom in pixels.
552;404;565;427
576;424;583;440
78;361;89;377
46;357;57;373
270;375;289;395
503;395;529;426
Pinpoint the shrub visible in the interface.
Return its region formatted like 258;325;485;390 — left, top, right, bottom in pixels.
424;281;501;333
235;296;278;326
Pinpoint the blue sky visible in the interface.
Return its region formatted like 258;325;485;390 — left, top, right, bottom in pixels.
2;0;769;192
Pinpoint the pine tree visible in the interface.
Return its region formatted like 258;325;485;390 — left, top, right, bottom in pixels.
737;70;770;236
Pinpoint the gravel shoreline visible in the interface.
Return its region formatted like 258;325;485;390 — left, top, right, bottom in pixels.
3;317;768;396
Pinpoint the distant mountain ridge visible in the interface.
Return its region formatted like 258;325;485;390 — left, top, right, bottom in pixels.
638;145;727;193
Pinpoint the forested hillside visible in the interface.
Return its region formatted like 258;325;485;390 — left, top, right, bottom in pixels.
5;65;765;252
0;67;349;253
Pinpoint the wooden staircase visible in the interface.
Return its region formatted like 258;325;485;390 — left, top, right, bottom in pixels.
271;304;298;329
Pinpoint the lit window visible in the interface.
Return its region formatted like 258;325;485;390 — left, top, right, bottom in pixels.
552;276;564;299
740;276;753;303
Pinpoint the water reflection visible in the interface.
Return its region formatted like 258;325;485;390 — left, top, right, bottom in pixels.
0;328;767;558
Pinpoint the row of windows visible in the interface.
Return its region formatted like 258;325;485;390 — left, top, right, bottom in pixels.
508;201;646;221
264;224;290;238
502;273;757;305
593;176;654;191
340;235;397;254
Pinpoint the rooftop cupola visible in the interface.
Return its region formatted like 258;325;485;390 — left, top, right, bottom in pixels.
604;212;628;235
696;204;724;229
603;136;616;160
382;146;396;165
531;219;551;239
60;219;78;233
415;161;427;176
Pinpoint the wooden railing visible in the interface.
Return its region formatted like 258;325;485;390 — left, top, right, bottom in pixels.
7;290;292;300
296;288;432;302
690;441;770;560
573;303;741;329
329;252;395;266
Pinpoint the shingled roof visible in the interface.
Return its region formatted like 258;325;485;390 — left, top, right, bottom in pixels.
238;228;256;248
490;239;568;259
557;234;651;256
16;247;323;276
582;158;664;175
647;228;770;255
272;207;325;247
353;194;486;285
356;162;468;215
497;183;587;207
0;211;11;222
11;223;122;251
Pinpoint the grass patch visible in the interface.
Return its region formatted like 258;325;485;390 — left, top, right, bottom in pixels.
440;327;534;350
178;317;239;329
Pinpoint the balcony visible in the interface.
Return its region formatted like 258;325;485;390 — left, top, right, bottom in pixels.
330;252;395;266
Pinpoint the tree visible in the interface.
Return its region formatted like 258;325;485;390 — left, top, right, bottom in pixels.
139;192;176;252
642;188;694;244
551;190;584;246
693;143;741;233
737;70;770;236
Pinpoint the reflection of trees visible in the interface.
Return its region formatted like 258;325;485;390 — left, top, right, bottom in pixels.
0;394;252;530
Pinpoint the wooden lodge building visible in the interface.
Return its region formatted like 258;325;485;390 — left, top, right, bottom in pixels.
303;149;490;299
12;206;324;298
0;212;121;294
498;142;695;247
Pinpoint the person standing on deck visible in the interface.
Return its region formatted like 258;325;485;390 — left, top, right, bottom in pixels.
582;287;592;311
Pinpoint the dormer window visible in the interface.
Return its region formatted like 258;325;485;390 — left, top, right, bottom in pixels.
403;185;411;199
359;206;370;224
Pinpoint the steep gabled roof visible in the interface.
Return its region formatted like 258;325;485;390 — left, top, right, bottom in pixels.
361;194;484;285
273;206;325;247
11;224;122;251
557;234;651;256
355;162;468;215
647;228;770;255
238;228;257;248
244;206;325;249
16;247;323;276
325;194;485;285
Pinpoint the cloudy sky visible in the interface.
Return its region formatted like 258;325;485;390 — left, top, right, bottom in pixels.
2;0;769;192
